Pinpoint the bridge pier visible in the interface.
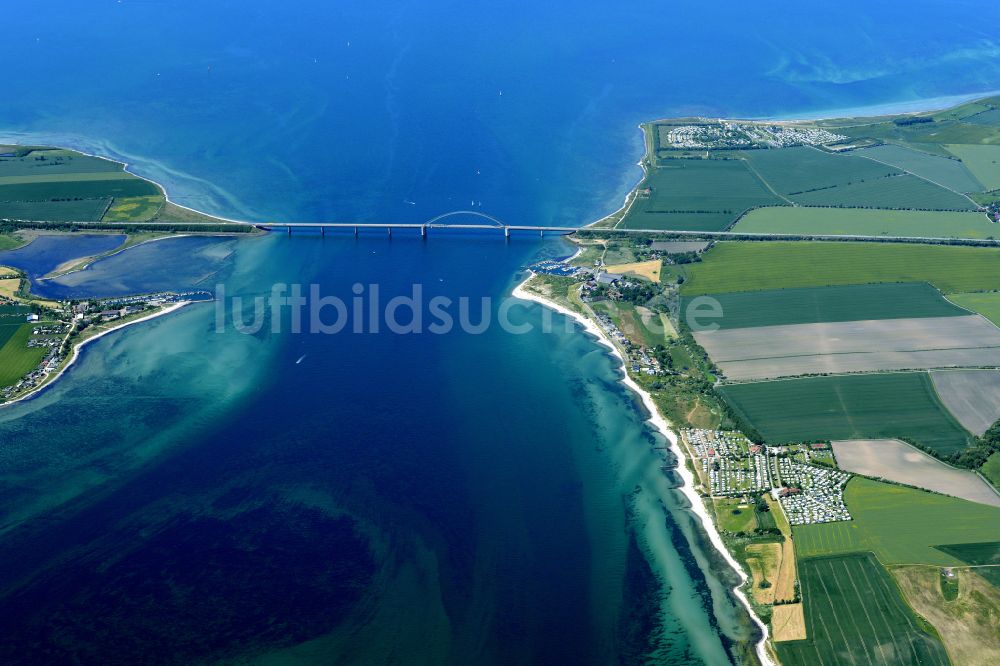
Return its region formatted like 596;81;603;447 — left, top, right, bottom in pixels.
354;226;358;237
320;226;325;237
539;229;543;237
287;226;291;236
504;226;510;239
421;225;426;238
387;227;392;237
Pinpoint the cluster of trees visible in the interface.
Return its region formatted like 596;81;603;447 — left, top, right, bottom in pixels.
955;420;1000;469
899;427;999;471
616;281;658;304
893;116;934;126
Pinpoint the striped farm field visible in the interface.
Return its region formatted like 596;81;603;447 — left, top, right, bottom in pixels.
793;477;1000;565
681;282;966;330
0;178;159;202
855;143;985;193
947;290;1000;326
731;206;996;238
946;144;1000;190
681;241;1000;296
775;553;950;666
790;173;977;210
719;373;972;455
618;158;783;231
697;314;1000;381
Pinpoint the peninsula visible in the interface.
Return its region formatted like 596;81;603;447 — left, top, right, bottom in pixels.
0;144;253;403
517;96;1000;666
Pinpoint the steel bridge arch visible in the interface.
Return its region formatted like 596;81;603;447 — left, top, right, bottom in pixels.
423;210;506;227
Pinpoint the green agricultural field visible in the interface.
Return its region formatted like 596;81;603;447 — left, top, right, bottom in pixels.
0;171;135;186
617;158;783;231
776;553;949;666
0;322;21;348
794;478;1000;565
0;322;48;387
681;241;1000;296
935;541;1000;587
856;143;985;192
742;146;896;196
0;150;124;177
946;144;1000;191
719;373;971;455
947;291;1000;326
934;541;1000;565
682;282;967;330
732;206;995;238
0;198;110;222
103;195;165;222
983;452;1000;489
0;178;160;202
789;173;977;210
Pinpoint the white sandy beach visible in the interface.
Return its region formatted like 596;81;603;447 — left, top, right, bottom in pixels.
512;275;775;666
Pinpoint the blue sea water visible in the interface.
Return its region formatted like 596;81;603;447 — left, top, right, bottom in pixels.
1;1;1000;663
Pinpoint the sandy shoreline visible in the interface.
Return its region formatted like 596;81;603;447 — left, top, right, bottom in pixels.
2;301;190;407
642;90;1000;127
512;275;774;666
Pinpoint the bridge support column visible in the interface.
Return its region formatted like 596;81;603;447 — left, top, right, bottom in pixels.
387;227;392;237
354;226;358;237
421;225;426;238
320;226;325;237
539;229;543;237
287;226;291;236
504;226;510;239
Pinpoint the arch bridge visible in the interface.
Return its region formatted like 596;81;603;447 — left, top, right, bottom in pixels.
255;210;572;238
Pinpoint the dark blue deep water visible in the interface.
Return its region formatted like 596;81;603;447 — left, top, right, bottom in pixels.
1;1;999;664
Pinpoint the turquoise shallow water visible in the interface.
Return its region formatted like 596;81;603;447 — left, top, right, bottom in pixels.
1;1;999;663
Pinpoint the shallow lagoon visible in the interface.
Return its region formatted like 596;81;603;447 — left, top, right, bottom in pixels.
35;235;244;299
0;234;125;281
